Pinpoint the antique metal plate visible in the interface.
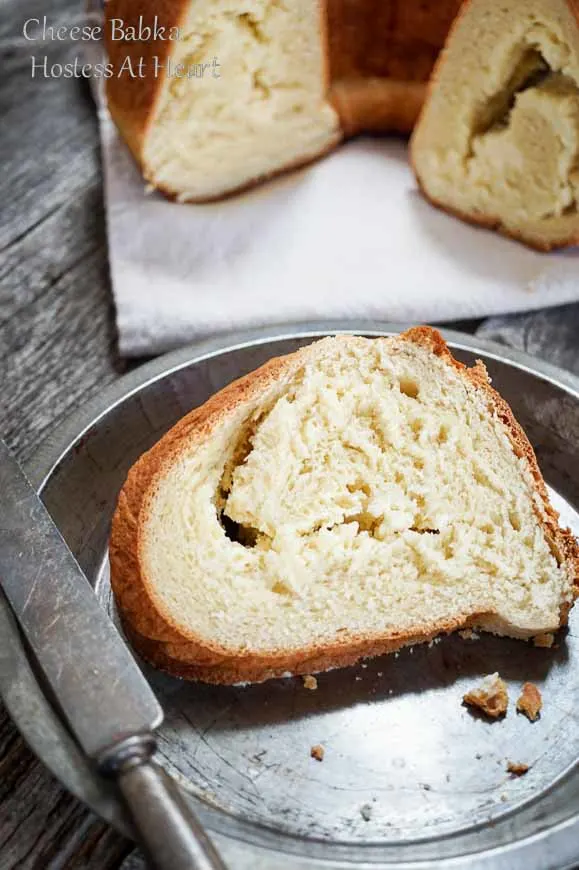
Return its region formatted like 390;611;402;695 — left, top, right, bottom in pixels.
2;322;579;869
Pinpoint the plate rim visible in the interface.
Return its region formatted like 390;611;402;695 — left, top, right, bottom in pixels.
5;320;579;869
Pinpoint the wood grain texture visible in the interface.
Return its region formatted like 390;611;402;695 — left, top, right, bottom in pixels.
0;0;128;464
0;0;577;866
0;0;140;866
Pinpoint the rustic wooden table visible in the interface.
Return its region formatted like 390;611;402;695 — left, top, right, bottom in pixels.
1;0;578;867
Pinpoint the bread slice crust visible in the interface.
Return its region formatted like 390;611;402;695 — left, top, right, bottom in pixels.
110;327;579;683
410;0;579;251
105;0;184;169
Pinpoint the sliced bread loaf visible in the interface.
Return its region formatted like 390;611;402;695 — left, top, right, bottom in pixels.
411;0;579;250
110;328;579;683
105;0;341;202
104;1;463;201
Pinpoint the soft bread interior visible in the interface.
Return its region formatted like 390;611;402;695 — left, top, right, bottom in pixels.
142;0;340;200
411;0;579;248
140;336;572;656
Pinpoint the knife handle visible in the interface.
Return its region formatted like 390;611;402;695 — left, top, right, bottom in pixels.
100;737;227;870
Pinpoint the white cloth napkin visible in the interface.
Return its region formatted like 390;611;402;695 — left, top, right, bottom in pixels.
99;109;579;358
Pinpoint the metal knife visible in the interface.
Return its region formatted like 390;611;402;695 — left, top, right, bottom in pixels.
0;440;226;870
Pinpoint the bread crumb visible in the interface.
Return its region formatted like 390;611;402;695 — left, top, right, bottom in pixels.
360;803;372;821
311;744;324;761
463;673;508;719
459;629;479;641
507;761;529;776
500;793;508;802
516;682;542;722
303;675;318;690
533;633;554;649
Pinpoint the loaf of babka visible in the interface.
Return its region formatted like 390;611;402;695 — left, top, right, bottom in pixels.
104;1;461;201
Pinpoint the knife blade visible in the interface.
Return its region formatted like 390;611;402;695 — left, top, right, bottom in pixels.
0;439;162;758
0;440;226;870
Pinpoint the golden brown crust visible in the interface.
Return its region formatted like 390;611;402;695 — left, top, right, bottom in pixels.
119;612;473;683
327;0;462;86
411;186;579;252
409;0;579;251
329;78;427;137
109;327;579;684
104;0;186;167
326;0;461;135
142;140;343;205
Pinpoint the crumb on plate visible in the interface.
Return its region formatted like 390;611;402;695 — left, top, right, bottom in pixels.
507;761;529;776
311;744;324;761
463;673;508;719
533;633;554;649
303;675;318;691
516;682;542;722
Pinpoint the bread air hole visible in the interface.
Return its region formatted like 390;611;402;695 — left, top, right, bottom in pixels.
220;513;259;548
399;377;420;399
472;48;552;138
465;41;579;222
410;527;441;535
216;419;263;548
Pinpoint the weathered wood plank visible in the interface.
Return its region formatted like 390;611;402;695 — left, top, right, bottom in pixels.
0;0;142;865
0;709;136;869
